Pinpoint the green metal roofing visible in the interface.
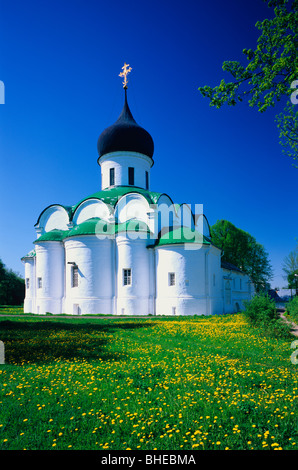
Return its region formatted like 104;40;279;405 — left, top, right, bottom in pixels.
33;217;152;242
21;249;36;260
65;218;114;238
154;227;210;247
116;219;151;234
34;229;68;243
71;186;163;215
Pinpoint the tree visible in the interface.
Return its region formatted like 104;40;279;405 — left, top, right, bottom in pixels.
282;245;298;294
0;258;25;306
211;219;273;292
276;101;298;166
287;269;298;295
198;0;298;166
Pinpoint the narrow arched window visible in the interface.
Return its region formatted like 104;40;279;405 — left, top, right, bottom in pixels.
110;168;115;186
128;167;134;185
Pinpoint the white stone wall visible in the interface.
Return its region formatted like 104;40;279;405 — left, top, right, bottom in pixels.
24;258;35;313
99;152;152;190
155;244;211;316
64;236;114;315
25;235;255;316
35;242;65;314
222;269;254;313
116;233;152;315
207;246;224;315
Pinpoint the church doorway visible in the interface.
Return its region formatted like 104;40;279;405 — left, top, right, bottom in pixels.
73;304;81;315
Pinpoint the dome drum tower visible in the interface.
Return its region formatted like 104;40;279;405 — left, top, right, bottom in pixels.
97;87;154;191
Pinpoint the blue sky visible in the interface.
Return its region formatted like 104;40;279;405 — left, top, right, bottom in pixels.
0;0;297;292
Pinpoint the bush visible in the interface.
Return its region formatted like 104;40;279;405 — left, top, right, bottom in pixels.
244;294;291;339
286;296;298;322
243;294;277;325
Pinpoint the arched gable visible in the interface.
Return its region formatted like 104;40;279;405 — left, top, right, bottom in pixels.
115;192;151;224
72;198;112;225
35;205;70;233
156;193;178;233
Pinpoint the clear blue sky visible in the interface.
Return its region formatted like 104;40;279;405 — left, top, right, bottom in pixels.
0;0;297;292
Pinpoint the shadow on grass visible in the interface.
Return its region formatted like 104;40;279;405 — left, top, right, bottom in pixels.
0;319;155;365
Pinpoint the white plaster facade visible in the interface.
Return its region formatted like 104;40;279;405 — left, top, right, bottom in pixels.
22;90;254;316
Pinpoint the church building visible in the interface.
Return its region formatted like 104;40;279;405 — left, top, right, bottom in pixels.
21;65;254;316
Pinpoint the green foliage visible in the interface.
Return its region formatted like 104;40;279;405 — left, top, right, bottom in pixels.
244;294;291;338
0;259;25;306
282;245;298;292
198;0;298;165
244;294;277;324
286;295;298;321
211;219;273;292
276;101;298;165
287;270;298;294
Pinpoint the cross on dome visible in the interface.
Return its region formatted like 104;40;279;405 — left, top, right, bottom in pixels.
119;62;132;89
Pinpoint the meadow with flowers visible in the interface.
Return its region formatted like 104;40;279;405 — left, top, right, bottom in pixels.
0;311;297;450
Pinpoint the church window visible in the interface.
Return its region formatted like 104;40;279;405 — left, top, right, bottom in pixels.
128;167;134;185
110;168;115;186
240;278;242;290
145;171;149;190
26;278;30;289
169;272;175;286
37;277;42;289
123;268;131;286
213;274;216;287
72;266;79;288
225;281;231;305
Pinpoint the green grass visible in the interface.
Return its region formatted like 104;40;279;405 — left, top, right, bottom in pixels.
0;306;25;315
0;311;297;450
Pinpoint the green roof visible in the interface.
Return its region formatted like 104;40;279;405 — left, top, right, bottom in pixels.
116;219;151;234
34;229;68;243
154;227;210;247
65;218;114;238
33;217;152;242
21;249;36;260
71;186;163;215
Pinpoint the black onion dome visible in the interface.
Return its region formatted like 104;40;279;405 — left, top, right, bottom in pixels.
97;89;154;160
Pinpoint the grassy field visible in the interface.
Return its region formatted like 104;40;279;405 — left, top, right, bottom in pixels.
0;309;297;451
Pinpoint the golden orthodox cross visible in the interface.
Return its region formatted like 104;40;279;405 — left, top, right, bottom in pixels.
119;62;132;88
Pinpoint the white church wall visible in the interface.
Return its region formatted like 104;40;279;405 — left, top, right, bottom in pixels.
99;152;152;190
64;236;114;315
116;234;152;315
231;272;254;312
222;269;254;313
72;199;112;225
155;245;209;316
35;242;65;314
207;246;224;315
24;258;35;313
